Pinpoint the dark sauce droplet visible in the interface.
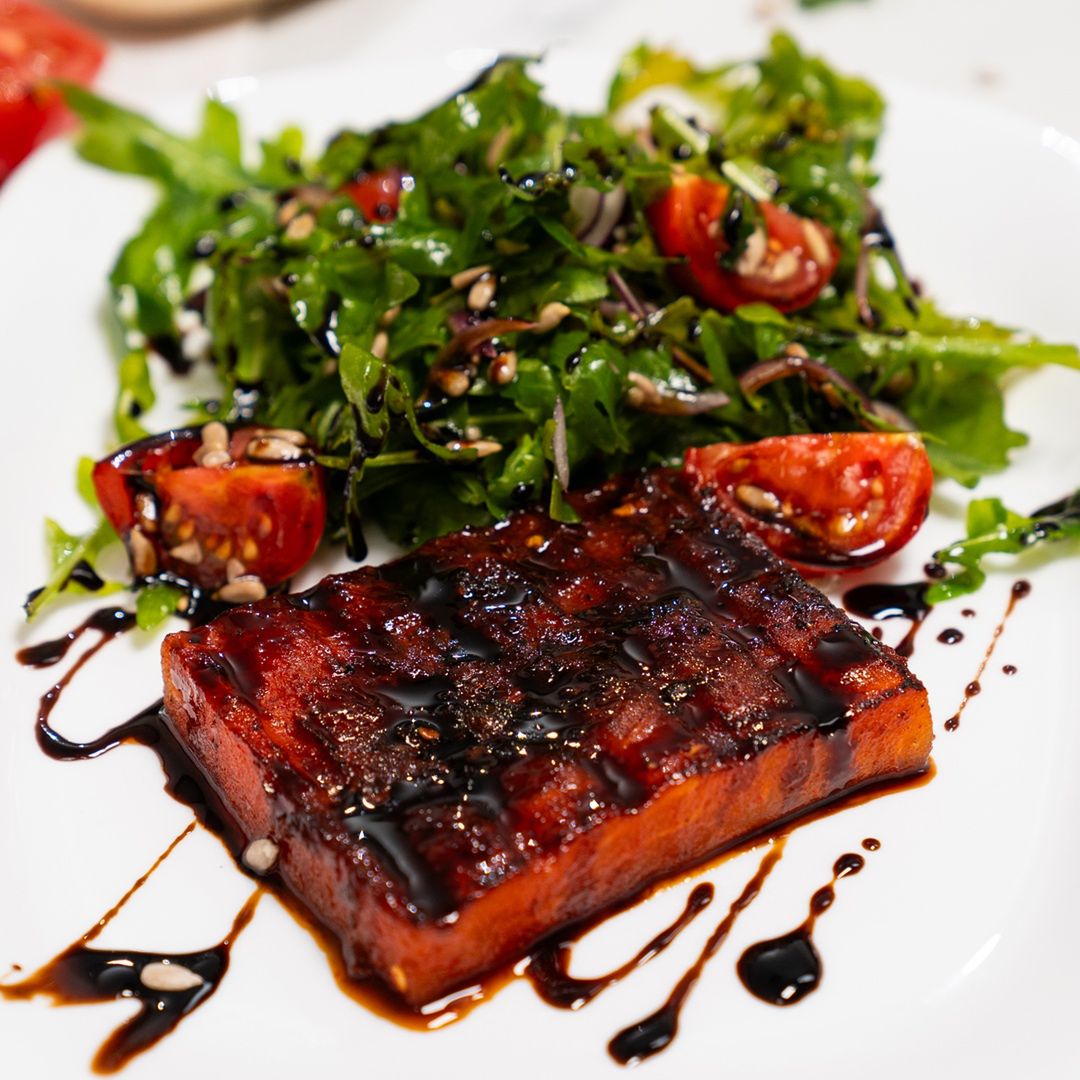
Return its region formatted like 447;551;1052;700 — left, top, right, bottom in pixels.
736;850;865;1007
842;582;929;659
966;680;981;698
944;716;960;732
937;628;964;645
961;608;976;619
861;837;880;852
1002;664;1017;676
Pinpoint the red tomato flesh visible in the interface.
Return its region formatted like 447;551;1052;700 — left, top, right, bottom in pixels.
0;1;105;183
684;433;932;573
342;167;405;221
93;426;326;594
648;174;838;313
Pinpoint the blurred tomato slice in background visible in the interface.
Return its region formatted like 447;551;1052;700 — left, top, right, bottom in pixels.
0;0;105;184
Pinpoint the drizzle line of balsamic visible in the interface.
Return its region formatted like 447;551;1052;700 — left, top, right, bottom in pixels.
943;580;1030;732
1;822;262;1074
607;839;787;1066
526;883;714;1010
736;849;868;1007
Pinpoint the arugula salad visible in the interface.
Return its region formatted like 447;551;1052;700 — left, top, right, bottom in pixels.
35;33;1080;624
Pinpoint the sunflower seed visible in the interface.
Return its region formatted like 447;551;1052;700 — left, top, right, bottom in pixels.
258;428;307;446
129;528;158;576
534;301;571;334
371;331;389;360
194;448;232;468
803;220;832;266
168;540;203;565
284;213;316;242
765;250;800;283
241;837;279;874
226;558;246;583
735;484;782;515
433;368;471;398
467;274;497;311
139;962;204;994
201;421;229;451
215;576;267;604
488;350;518;386
450;264;492;290
735;228;768;276
246;436;305;462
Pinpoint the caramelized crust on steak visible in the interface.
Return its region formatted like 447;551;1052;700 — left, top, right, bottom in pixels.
161;468;931;1006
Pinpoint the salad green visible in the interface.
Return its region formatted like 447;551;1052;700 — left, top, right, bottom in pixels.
35;33;1080;619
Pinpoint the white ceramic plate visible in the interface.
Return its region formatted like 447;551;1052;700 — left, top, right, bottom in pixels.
2;48;1079;1080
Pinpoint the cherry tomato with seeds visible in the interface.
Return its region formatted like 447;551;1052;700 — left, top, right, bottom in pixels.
93;425;326;597
648;174;838;313
684;433;933;573
0;1;105;183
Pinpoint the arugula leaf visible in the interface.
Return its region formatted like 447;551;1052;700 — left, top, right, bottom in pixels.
135;582;186;630
27;518;119;620
64;86;250;195
928;491;1080;603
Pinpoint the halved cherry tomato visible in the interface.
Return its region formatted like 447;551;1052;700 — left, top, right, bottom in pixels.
0;1;105;183
684;433;932;573
648;175;838;313
341;167;405;221
93;425;326;595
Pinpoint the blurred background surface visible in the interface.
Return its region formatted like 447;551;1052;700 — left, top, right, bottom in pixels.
36;0;1080;136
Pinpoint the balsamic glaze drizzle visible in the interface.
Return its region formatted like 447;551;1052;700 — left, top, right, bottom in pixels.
17;606;135;669
527;884;714;1010
736;849;866;1007
0;821;261;1074
608;840;787;1066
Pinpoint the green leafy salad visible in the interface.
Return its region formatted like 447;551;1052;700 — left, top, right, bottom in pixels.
37;33;1080;622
